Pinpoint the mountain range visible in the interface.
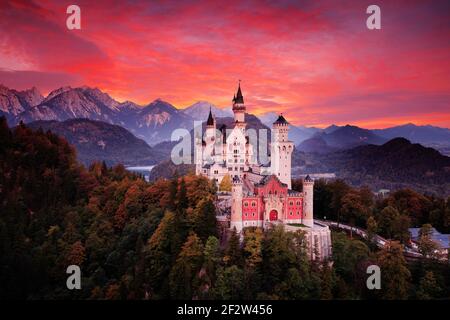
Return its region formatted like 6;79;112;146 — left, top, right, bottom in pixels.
183;101;233;120
294;138;450;196
2;84;449;151
26;119;165;166
298;125;388;153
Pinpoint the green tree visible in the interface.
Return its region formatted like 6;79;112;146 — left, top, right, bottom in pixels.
169;233;204;299
203;236;221;283
224;228;243;267
261;225;296;291
177;177;188;211
191;198;217;242
243;227;263;268
168;172;179;211
366;216;378;248
417;224;440;259
213;266;244;299
144;211;180;298
377;241;411;300
416;271;441;300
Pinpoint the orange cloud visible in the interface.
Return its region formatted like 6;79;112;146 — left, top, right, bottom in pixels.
0;0;448;128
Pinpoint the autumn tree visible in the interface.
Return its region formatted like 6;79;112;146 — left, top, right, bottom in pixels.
191;198;217;242
203;236;221;284
219;174;232;192
416;271;441;300
213;265;244;300
366;215;378;248
169;232;204;299
417;224;440;259
224;228;243;267
377;241;411;300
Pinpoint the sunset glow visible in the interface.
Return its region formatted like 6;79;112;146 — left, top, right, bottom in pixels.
0;0;449;128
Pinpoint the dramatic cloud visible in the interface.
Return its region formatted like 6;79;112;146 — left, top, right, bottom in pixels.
0;0;448;128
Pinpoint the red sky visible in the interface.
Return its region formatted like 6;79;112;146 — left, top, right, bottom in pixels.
0;0;449;128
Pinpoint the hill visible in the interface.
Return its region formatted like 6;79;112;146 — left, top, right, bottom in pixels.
295;138;450;195
26;119;164;166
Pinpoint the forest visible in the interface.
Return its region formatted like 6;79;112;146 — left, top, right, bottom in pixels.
0;117;449;300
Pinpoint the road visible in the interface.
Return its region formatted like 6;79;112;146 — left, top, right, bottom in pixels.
316;219;423;259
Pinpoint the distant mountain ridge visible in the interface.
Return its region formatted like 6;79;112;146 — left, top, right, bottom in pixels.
0;84;44;123
1;85;449;152
183;101;233;120
26;119;164;166
298;125;388;153
294;137;450;196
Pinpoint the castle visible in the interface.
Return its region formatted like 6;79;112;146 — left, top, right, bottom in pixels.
195;84;332;260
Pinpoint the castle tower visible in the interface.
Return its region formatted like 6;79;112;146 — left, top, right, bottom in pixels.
204;108;216;164
270;114;294;189
302;175;314;227
232;82;246;125
230;175;243;232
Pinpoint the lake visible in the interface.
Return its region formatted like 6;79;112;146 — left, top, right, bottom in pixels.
125;165;155;182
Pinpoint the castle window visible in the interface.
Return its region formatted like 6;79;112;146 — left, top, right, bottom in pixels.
296;201;300;205
244;202;248;207
252;201;256;207
290;212;293;216
289;201;293;206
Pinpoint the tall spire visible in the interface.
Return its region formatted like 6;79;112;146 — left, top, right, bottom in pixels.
206;106;214;126
234;80;244;104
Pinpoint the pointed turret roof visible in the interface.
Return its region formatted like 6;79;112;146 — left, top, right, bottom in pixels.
273;114;288;125
233;82;244;104
206;107;214;126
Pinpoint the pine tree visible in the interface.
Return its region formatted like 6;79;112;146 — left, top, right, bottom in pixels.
169;232;204;299
366;215;378;248
377;241;411;300
168;171;179;211
416;271;441;300
212;265;244;299
224;228;243;267
417;224;440;259
192;198;217;242
177;177;188;211
203;236;221;282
